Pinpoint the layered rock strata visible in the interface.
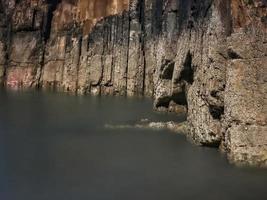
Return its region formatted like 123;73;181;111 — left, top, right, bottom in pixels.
0;0;266;167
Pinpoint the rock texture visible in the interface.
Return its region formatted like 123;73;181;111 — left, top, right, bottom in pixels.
223;0;267;166
0;0;266;167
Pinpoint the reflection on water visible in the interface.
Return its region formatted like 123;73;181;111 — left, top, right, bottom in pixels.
0;90;266;200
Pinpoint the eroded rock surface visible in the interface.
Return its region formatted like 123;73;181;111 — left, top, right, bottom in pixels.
0;0;266;167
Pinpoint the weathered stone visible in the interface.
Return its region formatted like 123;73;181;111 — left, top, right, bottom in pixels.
6;31;44;89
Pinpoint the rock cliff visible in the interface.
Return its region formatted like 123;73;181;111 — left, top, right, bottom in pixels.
0;0;266;167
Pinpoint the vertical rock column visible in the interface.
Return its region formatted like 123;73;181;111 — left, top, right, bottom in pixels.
111;12;131;96
5;0;48;89
42;0;131;95
127;0;145;96
41;1;82;93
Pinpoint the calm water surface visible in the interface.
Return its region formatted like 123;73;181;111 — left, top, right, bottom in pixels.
0;91;266;200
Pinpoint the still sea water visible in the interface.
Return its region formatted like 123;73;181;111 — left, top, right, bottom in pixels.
0;91;266;200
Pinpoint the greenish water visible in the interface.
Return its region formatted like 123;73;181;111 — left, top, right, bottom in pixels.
0;91;266;200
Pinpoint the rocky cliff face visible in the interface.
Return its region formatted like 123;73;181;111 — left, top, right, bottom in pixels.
0;0;266;167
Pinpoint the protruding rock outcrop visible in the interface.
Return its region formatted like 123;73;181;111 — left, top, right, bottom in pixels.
0;0;266;167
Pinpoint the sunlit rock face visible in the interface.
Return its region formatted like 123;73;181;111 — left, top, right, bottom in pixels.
78;0;129;33
51;0;129;34
0;0;129;89
0;0;266;167
41;0;130;93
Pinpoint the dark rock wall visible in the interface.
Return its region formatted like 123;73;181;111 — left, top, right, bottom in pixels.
0;0;266;167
